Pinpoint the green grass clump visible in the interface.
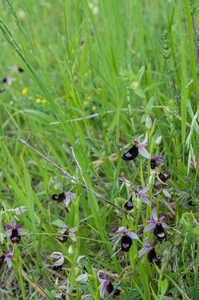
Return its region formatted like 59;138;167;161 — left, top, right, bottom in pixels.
0;0;199;299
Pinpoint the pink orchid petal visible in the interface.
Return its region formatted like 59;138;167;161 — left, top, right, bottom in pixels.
97;271;105;283
145;220;156;224
4;229;12;237
140;184;151;194
158;216;165;221
142;132;148;144
163;189;171;198
16;224;24;229
17;229;28;235
152;208;158;221
150;239;154;246
3;225;13;229
127;231;139;240
11;221;16;227
142;196;151;206
115;226;127;233
140;143;148;147
100;282;107;298
162;222;169;229
65;195;70;207
143;237;149;246
153;191;161;196
4;257;12;268
139;147;151;159
143;223;156;233
138;247;150;257
176;190;187;195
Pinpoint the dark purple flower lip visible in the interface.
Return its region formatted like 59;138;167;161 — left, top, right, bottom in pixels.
148;248;161;266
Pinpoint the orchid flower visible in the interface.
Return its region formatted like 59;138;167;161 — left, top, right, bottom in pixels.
57;225;77;243
166;190;189;206
115;227;138;252
52;187;76;207
150;155;164;169
97;271;120;298
50;252;64;270
3;221;28;244
1;75;16;85
143;208;169;233
153;182;173;198
0;249;14;268
135;184;151;206
121;132;150;161
138;237;154;257
139;238;161;265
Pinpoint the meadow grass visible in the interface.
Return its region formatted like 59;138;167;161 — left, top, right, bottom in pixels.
0;0;199;299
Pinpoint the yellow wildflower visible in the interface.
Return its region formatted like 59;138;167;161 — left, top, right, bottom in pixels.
131;82;139;89
83;101;89;106
36;98;42;104
74;75;78;81
42;99;47;104
22;87;28;95
84;72;88;77
87;96;91;100
28;96;33;101
92;106;97;112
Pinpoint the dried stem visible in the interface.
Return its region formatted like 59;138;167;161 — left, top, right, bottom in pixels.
0;136;134;217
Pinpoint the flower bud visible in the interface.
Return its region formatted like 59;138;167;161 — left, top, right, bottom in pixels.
145;116;152;129
68;245;73;254
75;274;88;283
155;135;162;145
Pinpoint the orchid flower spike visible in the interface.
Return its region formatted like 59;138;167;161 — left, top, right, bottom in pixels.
3;221;28;244
143;208;169;242
57;225;77;243
121;132;150;161
52;187;76;207
50;252;64;270
115;227;138;252
97;271;120;298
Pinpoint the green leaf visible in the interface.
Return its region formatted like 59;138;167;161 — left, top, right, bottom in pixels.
134;89;145;98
